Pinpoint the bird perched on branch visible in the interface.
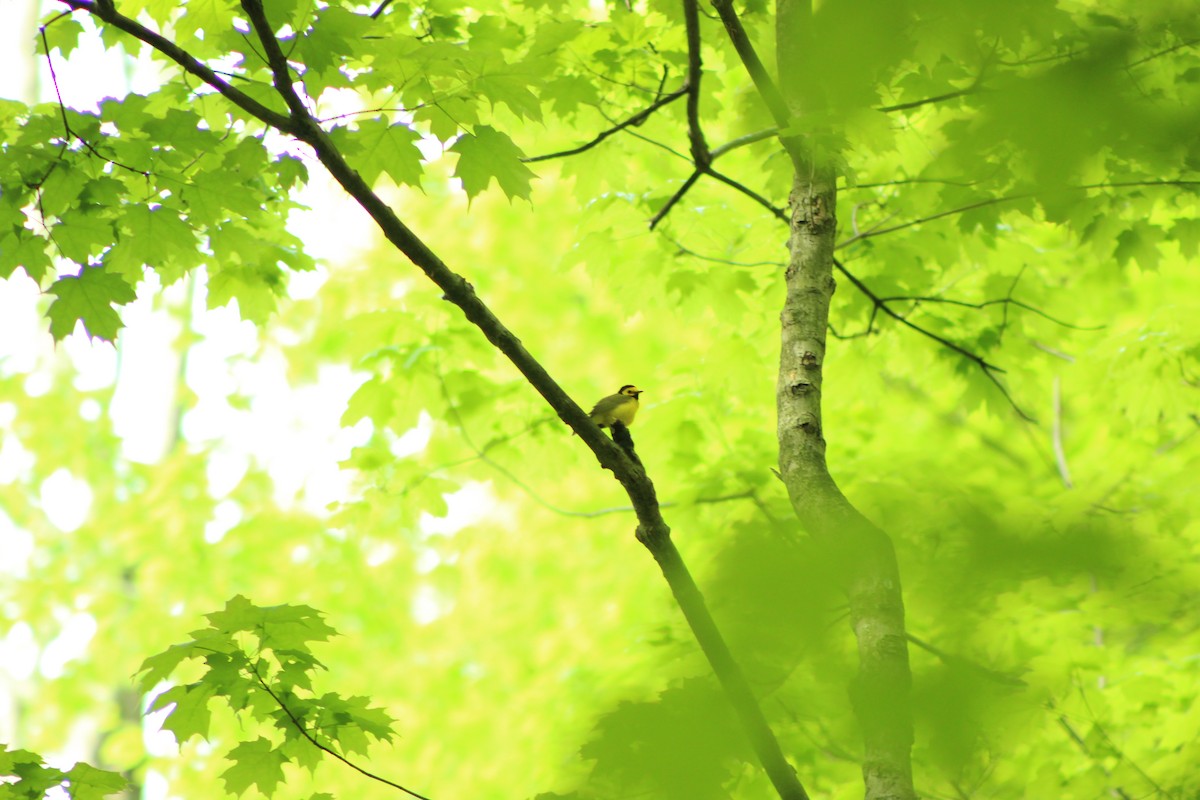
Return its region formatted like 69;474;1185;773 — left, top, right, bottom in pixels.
586;385;643;430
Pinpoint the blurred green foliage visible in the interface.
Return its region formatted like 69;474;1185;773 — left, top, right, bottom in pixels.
1;0;1198;798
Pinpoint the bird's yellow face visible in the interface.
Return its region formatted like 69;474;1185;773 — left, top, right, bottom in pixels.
618;385;643;398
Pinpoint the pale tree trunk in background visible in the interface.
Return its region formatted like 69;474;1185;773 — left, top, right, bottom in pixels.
774;1;917;798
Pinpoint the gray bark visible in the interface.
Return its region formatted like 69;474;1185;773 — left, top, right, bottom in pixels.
774;1;918;797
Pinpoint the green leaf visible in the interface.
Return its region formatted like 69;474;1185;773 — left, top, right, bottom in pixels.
1114;222;1164;270
220;738;287;798
204;595;339;651
150;683;216;743
42;17;86;58
0;228;53;281
63;762;129;800
1171;218;1200;258
350;120;424;188
450;125;536;200
118;205;198;277
476;72;543;121
541;75;600;117
45;265;137;342
53;208;115;263
207;264;281;324
318;692;396;746
1;755;65;797
137;641;205;691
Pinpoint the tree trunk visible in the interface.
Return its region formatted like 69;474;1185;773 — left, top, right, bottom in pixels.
777;168;917;799
773;3;917;792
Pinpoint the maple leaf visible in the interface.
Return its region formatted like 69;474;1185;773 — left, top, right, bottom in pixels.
450;125;537;200
45;265;137;343
220;738;287;798
64;762;129;800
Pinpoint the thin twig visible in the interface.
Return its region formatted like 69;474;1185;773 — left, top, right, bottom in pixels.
666;237;783;268
40;21;150;178
706;167;787;220
876;86;979;113
905;634;1026;687
1126;37;1199;68
522;85;688;163
1052;377;1073;488
249;661;433;800
875;295;1102;332
838;180;1200;249
649;169;703;229
833;257;1036;421
710;127;779;158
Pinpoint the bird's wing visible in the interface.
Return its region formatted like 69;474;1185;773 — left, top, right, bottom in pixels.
588;395;618;416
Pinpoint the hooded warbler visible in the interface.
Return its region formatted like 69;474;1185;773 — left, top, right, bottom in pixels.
587;385;643;429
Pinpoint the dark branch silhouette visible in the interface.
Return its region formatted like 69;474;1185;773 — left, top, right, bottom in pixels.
522;85;688;163
832;256;1035;421
876;86;979;113
40;21;150;179
249;661;433;800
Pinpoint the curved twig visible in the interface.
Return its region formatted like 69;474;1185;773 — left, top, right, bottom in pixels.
249;662;432;800
522;85;688;163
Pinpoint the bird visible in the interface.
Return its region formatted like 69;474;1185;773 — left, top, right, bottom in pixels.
586;385;644;430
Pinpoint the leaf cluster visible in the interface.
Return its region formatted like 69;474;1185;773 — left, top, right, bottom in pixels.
136;595;395;798
0;748;126;800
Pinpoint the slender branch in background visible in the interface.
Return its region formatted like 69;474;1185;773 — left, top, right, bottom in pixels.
522;85;688;163
711;127;779;157
1031;340;1076;362
681;0;710;168
838;180;1200;249
875;295;1102;332
665;236;783;267
849;176;981;189
706;167;787;219
708;0;791;131
833;256;1035;421
649;169;704;229
40;19;150;178
997;48;1082;67
874;34;1197;114
905;634;1026;687
598;109;691;160
1051;377;1073;488
875;51;992;116
1125;37;1199;68
249;662;433;800
1051;687;1167;800
876;85;980;113
836;193;1033;249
